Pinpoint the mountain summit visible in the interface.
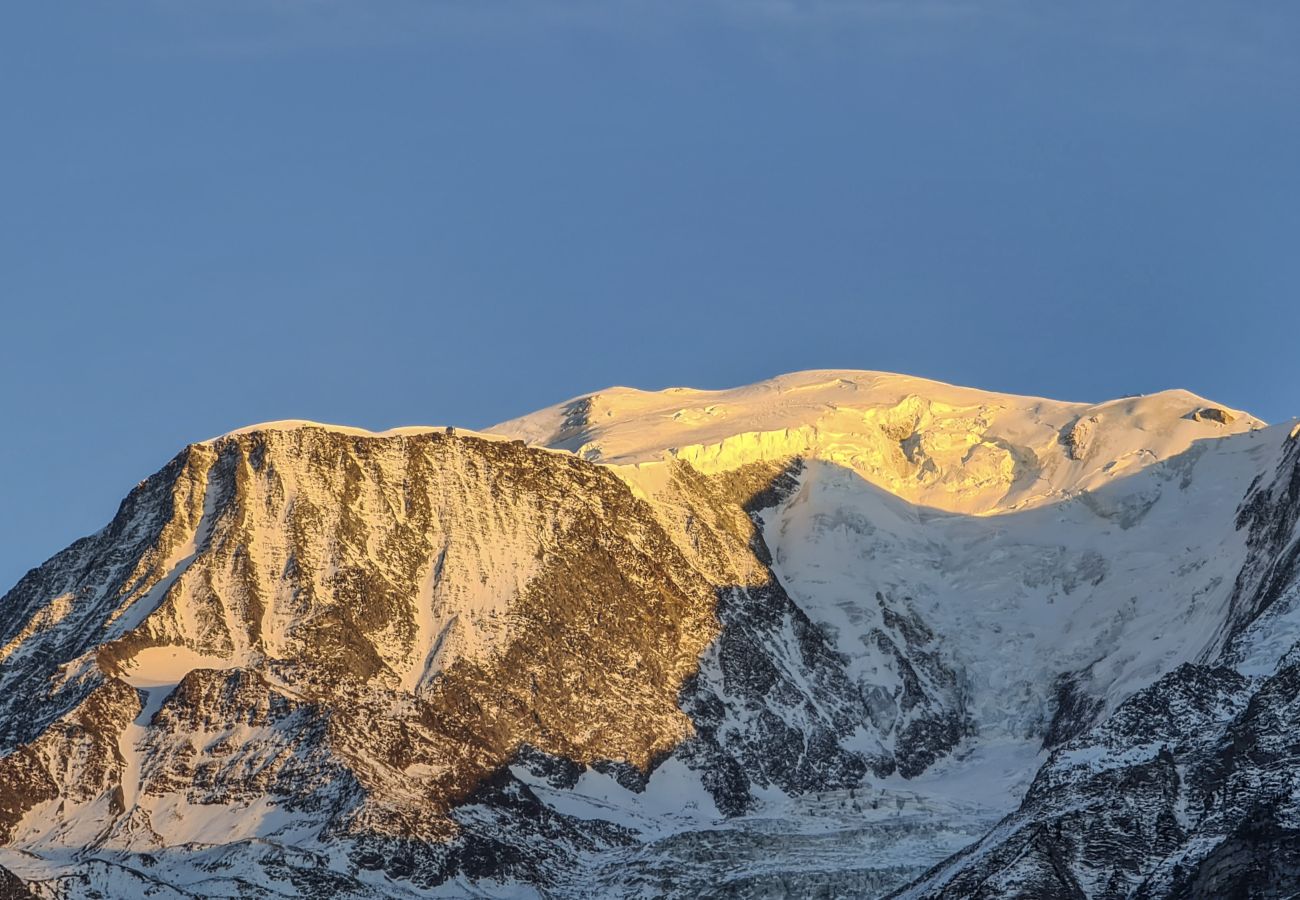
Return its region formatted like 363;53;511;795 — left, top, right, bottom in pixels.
495;369;1263;514
0;371;1297;898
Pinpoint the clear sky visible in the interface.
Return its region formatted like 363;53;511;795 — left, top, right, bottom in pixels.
2;2;1298;590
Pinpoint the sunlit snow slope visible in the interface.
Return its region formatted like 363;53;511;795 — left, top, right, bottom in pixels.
494;369;1264;514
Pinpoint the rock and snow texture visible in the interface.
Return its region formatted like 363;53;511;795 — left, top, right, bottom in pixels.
895;422;1300;899
0;369;1297;898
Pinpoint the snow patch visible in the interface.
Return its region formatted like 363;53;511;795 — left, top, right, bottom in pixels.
120;646;232;688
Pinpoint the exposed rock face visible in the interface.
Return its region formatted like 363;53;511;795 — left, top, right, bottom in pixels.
896;653;1300;898
0;430;736;875
0;678;139;845
1060;415;1099;461
0;372;1295;898
1190;406;1238;426
0;865;33;900
1220;425;1300;654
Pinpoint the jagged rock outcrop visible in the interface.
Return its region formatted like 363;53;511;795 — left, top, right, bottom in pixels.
0;866;32;900
1190;407;1237;426
1220;424;1300;654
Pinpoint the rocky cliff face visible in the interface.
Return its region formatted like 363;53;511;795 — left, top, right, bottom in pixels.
0;429;724;880
0;371;1294;899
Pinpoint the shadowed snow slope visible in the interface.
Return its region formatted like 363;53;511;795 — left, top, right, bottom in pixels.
1;370;1297;899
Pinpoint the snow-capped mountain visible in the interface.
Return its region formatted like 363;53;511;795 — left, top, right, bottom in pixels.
0;370;1296;899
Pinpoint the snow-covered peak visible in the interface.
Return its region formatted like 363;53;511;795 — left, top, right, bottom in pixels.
0;368;1295;898
491;369;1265;515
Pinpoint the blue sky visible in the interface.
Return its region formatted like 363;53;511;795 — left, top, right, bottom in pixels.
2;1;1298;589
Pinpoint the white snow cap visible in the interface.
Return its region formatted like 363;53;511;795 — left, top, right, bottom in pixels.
491;369;1265;515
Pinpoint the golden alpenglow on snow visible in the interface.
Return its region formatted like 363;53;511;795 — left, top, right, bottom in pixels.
2;370;1299;897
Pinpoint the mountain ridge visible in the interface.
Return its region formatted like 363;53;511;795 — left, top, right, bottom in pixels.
491;369;1267;517
0;370;1297;898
